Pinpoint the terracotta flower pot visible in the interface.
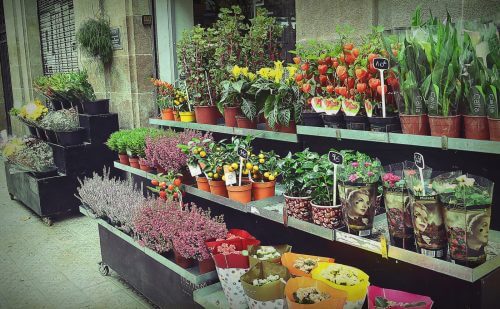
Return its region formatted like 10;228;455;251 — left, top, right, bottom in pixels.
252;181;276;201
236;116;257;129
488;117;500;141
265;120;297;133
194;105;219;124
196;176;210;192
284;194;312;222
118;153;129;165
173;110;180;121
223;106;239;127
399;114;430;135
139;163;152;172
179;111;196;122
463;115;489;140
226;182;252;203
311;202;343;229
209;180;228;197
129;157;140;169
428;115;462;138
161;108;175;120
198;258;215;274
174;250;195;269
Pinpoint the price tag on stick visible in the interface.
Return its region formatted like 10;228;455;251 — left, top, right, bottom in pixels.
237;148;249;186
329;151;344;206
414;152;426;195
373;57;389;118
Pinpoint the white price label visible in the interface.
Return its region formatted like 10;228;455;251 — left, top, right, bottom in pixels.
188;164;202;177
223;165;237;186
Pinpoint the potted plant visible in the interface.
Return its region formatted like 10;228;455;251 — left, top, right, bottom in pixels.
224;136;254;203
247;150;280;201
277;149;318;222
151;78;178;121
175;85;195;123
178;134;215;192
307;153;343;229
77;16;113;65
106;130;130;165
337;151;382;237
148;171;183;201
202;140;229;197
9;99;48;138
40;108;86;146
432;173;493;266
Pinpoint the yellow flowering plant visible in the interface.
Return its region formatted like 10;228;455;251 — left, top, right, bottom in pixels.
218;65;257;119
10;100;48;125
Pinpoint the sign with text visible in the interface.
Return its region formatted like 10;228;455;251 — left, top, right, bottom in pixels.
237;148;249;159
373;57;389;70
110;28;122;50
414;152;425;169
328;151;344;165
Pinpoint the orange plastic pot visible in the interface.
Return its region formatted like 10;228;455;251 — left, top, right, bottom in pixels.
209;180;228;197
198;258;215;274
488;117;500;141
227;182;252;203
463;115;489;140
161;108;175;120
236;116;257;129
399;114;430;135
129;157;140;168
265;120;297;133
252;181;276;201
428;115;462;138
223;106;239;127
194;105;219;124
196;176;210;192
118;153;129;165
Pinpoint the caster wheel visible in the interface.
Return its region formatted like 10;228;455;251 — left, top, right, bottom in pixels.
42;217;53;226
98;262;109;276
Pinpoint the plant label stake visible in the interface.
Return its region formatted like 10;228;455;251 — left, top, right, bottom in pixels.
373;57;389;118
414;152;425;195
223;165;237;186
205;70;214;106
188;163;202;177
328;151;343;206
237;148;248;186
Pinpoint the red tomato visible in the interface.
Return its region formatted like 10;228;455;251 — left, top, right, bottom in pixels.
352;48;360;57
343;43;354;51
326;85;334;94
301;63;310;71
173;192;179;199
377;85;388;96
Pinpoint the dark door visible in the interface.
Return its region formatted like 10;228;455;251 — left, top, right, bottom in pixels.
0;0;14;133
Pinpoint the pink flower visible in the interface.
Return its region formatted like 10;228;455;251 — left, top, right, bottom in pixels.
351;162;359;167
349;174;358;182
364;162;372;167
367;171;374;177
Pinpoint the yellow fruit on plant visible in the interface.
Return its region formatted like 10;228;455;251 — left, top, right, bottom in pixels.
197;147;202;152
213;173;219;179
264;172;270;178
259;158;265;164
222;175;226;181
243;169;249;175
258;153;265;159
200;151;207;158
252;165;259;171
207;172;213;178
268;175;275;181
246;162;253;169
231;163;238;170
228;167;234;172
193;149;199;154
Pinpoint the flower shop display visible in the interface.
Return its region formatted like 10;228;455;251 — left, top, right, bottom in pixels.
39;108;86;146
281;253;334;278
338;151;382;237
432;173;494;266
151;78;188;121
1;136;57;177
148;171;183;202
9;100;48;138
106;130;130;165
311;262;370;309
221;136;254;203
367;286;433;309
285;277;347;309
118;128;166;169
178;134;215;192
200;140;230;197
248;245;292;267
381;163;415;250
240;261;290;308
247;150;280;200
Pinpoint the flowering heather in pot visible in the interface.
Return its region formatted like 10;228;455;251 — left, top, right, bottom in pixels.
76;168;146;234
173;204;227;261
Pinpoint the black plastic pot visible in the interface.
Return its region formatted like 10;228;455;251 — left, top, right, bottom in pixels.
35;127;46;141
344;115;370;131
50;100;63;111
31;166;59;178
82;99;110;115
44;129;57;143
27;125;38;137
55;127;87;146
368;116;402;133
302;112;325;127
322;113;345;128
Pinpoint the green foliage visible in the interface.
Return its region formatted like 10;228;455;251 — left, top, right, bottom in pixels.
34;71;96;103
305;152;336;205
433;174;493;207
106;128;165;157
277;149;319;197
77;17;113;64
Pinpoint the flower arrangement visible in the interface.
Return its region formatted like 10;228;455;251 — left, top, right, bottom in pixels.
39;108;80;132
10;100;48;125
338;151;382;184
1;137;55;172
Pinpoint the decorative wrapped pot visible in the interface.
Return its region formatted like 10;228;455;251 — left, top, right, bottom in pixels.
383;187;415;250
285;277;347;309
399;114;430;135
223;106;240;127
367;286;433;309
194;105;219;124
213;253;251;309
322;113;345;128
281;253;334;278
367;116;401;133
409;194;448;259
284;194;312;222
338;182;378;237
311;202;343;229
55;127;86;146
236;116;258;129
248;245;292;267
252;181;276;201
302;112;324;127
344;115;369;131
82;99;110;115
442;203;491;267
428;115;462;138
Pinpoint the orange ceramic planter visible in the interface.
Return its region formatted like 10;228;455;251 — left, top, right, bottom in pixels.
428;115;462;138
265;120;297;133
161;108;175;120
209;180;228;197
223;106;239;127
252;181;276;201
227;182;252;203
196;176;210;192
139;163;152;172
463;115;489;140
236;116;257;129
194;105;219;124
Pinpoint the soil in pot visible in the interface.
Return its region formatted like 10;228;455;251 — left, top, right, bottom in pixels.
196;176;210;192
368;116;401;133
252;181;276;201
226;182;252;203
284;194;312;222
463;115;489;140
265;120;297;133
82;99;110;115
322;113;345;128
55;128;86;146
428;115;462;138
339;182;378;237
209;180;228;197
302;112;324;127
118;153;130;165
44;129;57;143
198;258;216;274
194;105;219;124
174;250;195;269
488;117;500;141
179;111;196;122
311;202;343;229
161;108;175;120
236;116;257;129
129;157;140;169
344;115;370;131
399;114;430;135
223;106;239;127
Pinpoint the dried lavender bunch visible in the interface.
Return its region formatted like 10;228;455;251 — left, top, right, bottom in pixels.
40;108;79;131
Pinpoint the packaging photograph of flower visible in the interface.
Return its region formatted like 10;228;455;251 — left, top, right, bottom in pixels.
0;1;499;309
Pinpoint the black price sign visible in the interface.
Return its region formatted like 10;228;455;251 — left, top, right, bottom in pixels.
373;57;389;70
238;148;249;159
328;151;343;165
414;152;425;169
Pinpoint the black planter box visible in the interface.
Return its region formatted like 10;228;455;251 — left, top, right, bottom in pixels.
79;113;119;144
82;99;110;115
96;218;217;308
49;142;116;176
55;127;87;146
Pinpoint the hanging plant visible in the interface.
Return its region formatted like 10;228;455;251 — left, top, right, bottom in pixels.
77;17;113;64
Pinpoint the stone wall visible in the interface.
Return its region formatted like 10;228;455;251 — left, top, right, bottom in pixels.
0;61;5;131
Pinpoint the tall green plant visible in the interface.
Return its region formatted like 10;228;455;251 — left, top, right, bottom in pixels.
77;17;113;64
